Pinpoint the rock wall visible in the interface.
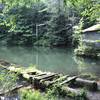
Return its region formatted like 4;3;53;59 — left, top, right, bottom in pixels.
82;32;100;41
75;31;100;58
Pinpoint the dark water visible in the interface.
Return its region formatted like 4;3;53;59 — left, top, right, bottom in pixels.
0;46;100;77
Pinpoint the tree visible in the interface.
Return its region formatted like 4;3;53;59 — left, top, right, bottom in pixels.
0;1;50;45
42;12;72;46
64;0;100;28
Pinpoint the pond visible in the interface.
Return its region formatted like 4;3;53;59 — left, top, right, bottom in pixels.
0;46;100;77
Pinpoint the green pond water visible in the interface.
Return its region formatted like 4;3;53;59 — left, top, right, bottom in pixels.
0;46;100;77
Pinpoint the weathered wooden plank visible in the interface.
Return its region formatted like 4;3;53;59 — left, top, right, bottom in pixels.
46;75;69;86
0;85;24;96
34;73;47;77
34;73;58;81
0;59;11;66
22;73;48;80
33;73;58;89
60;76;77;85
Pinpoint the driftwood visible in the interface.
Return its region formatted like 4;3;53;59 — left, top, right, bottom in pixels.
75;78;97;91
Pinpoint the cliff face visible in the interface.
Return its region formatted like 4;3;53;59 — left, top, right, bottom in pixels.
75;25;100;58
81;24;100;49
82;32;100;41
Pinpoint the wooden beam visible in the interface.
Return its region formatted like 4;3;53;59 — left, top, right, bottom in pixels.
47;75;69;86
34;73;58;81
75;78;98;91
0;85;24;96
60;76;77;85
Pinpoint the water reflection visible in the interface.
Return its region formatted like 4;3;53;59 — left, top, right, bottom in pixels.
0;46;99;77
74;56;100;77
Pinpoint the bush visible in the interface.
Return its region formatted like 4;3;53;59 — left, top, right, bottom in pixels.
0;70;18;93
19;89;56;100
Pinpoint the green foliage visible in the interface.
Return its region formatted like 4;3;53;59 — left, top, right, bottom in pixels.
19;86;86;100
0;69;18;93
0;0;99;46
64;0;99;28
20;89;45;100
46;84;86;100
74;44;100;57
43;13;72;46
0;1;50;45
19;89;56;100
0;0;73;46
72;18;83;45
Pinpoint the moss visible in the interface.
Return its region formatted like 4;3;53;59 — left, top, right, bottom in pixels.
75;45;100;58
0;70;18;94
79;73;98;80
19;88;57;100
95;40;100;43
46;84;86;100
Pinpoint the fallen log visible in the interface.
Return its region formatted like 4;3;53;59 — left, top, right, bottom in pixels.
75;78;98;91
52;85;86;99
64;87;86;98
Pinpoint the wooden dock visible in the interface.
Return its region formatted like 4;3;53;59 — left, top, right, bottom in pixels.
0;59;100;99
